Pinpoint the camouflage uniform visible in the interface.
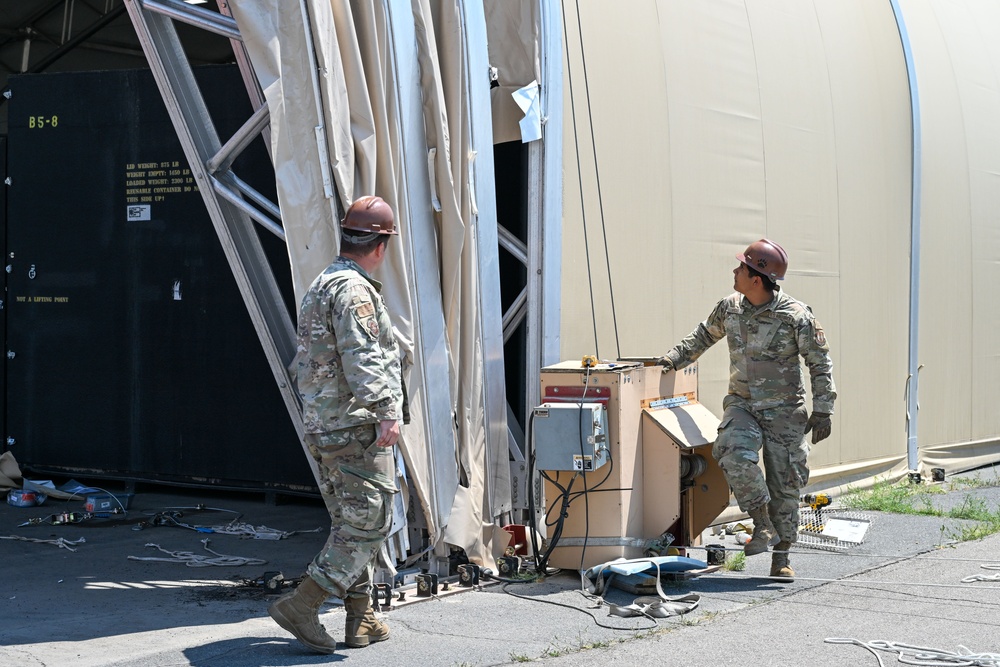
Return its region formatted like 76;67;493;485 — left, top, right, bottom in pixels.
293;256;402;600
662;291;836;542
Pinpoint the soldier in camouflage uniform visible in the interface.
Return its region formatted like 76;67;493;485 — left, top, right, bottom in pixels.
658;239;835;581
269;196;404;654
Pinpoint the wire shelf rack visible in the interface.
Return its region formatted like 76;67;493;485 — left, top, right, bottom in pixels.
796;507;873;552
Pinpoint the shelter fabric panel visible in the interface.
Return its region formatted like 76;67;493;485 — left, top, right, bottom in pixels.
559;0;921;492
809;0;911;470
485;0;541;144
559;0;678;365
228;0;508;569
657;0;769;406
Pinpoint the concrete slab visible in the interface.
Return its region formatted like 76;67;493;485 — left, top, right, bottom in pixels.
2;466;999;666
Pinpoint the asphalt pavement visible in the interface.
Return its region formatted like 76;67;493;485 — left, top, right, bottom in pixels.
2;464;999;667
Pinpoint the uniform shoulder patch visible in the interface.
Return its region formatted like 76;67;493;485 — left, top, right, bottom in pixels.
348;288;380;340
814;323;827;347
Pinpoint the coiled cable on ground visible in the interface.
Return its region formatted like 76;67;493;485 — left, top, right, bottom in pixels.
961;563;1000;583
0;535;86;551
825;638;1000;667
127;538;267;567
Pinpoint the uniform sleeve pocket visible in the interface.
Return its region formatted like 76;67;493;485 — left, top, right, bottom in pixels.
717;417;733;434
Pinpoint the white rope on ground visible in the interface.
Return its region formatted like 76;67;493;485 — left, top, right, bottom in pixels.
0;535;86;551
961;563;1000;583
825;638;1000;667
127;538;267;567
207;521;323;540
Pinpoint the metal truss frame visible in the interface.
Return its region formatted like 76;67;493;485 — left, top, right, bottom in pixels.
498;0;563;468
123;0;306;455
123;0;563;503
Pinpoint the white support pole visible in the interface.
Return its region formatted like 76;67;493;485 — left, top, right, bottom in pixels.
889;0;923;474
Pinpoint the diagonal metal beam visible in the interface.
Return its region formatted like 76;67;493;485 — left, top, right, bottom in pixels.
207;102;270;174
141;0;240;40
27;4;126;73
123;0;304;449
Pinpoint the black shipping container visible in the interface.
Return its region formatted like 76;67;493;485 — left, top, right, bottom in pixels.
4;66;313;491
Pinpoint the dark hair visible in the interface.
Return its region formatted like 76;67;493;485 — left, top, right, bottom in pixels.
341;230;389;255
746;264;777;291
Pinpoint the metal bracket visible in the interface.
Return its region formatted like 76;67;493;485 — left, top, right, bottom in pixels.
457;563;480;587
497;555;521;578
371;582;393;611
415;573;439;597
648;396;691;410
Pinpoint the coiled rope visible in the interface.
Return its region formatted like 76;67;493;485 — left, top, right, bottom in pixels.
127;538;267;567
825;639;1000;667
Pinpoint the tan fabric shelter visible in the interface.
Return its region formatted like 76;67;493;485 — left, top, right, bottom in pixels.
227;0;511;569
220;0;1000;563
560;0;1000;493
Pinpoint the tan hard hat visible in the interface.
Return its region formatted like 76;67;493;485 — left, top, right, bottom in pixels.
737;239;788;281
342;195;398;235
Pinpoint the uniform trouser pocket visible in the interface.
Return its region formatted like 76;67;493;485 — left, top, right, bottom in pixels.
308;425;397;534
761;405;810;492
340;467;394;533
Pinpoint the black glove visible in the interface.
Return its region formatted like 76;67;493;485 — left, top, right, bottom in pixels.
804;411;832;444
656;356;674;372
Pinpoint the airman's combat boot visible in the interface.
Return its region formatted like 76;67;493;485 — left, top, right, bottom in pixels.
268;576;338;654
344;594;390;648
744;505;777;556
770;541;795;581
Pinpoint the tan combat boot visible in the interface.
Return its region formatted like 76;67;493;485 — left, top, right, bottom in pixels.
344;594;390;648
744;505;777;556
268;576;338;654
770;541;795;581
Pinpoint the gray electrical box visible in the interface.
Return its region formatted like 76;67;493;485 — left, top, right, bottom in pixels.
532;402;609;471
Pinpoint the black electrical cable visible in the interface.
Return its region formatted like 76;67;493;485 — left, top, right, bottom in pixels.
528;409;562;576
500;582;658;631
536;474;577;573
531;368;618;575
566;459;615;498
480;568;539;585
136;505;243;532
541;469;577;521
578;366;592;572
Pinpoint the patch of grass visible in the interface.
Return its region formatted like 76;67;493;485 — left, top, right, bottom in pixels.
949;522;1000;542
678;610;718;626
842;477;1000;542
946;472;1000;490
508;653;532;663
531;626;676;661
723;551;746;571
842;478;932;513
